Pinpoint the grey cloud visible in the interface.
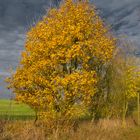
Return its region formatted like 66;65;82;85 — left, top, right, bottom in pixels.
0;72;10;76
0;0;60;28
93;0;140;55
0;75;13;98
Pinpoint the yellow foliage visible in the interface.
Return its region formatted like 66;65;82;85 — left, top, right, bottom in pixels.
7;0;116;115
125;66;139;99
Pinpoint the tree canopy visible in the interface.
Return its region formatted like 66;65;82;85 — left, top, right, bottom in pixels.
7;0;116;116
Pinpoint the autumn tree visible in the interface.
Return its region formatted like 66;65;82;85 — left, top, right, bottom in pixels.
95;40;140;123
113;43;140;126
89;38;140;122
7;0;116;118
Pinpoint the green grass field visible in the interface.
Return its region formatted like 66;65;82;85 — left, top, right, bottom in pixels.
0;99;138;122
0;99;35;120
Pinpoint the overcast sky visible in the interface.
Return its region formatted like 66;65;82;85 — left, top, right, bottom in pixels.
0;0;140;98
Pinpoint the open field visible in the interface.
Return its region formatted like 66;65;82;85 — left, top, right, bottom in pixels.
0;99;35;120
0;119;140;140
0;100;140;140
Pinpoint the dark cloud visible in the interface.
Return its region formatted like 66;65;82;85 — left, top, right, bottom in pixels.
0;0;140;98
0;0;60;28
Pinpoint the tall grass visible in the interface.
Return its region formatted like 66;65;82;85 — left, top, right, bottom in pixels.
0;119;140;140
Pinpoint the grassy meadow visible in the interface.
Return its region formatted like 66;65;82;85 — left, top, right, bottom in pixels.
0;119;140;140
0;99;140;140
0;99;35;120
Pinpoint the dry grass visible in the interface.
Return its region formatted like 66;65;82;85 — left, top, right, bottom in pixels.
0;119;140;140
